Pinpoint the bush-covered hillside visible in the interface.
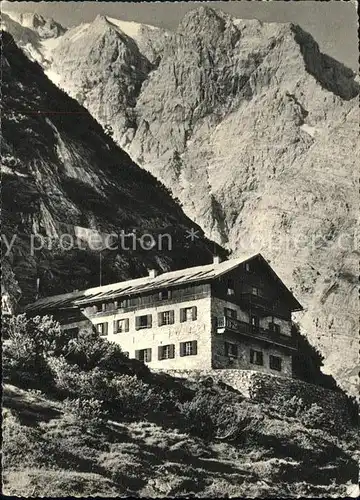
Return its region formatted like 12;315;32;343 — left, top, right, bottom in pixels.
2;315;359;498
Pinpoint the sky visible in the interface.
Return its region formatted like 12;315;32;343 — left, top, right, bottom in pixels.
2;1;358;71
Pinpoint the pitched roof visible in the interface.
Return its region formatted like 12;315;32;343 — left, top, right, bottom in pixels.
24;253;302;312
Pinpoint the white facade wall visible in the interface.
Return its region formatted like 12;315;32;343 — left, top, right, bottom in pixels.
83;296;213;369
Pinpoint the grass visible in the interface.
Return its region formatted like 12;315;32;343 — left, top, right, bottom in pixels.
2;383;359;498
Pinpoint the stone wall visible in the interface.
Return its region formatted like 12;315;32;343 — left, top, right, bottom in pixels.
157;368;352;425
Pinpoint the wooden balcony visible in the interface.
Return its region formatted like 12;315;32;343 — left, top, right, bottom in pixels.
238;292;274;311
215;316;297;351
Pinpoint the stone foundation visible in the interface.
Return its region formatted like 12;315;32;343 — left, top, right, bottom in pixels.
154;368;353;426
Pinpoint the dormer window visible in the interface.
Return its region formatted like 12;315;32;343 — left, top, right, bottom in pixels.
159;289;171;300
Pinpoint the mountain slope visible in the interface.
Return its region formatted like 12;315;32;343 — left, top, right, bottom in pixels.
1;31;222;307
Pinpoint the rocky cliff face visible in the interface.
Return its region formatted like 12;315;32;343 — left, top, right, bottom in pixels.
2;6;359;395
1;31;222;309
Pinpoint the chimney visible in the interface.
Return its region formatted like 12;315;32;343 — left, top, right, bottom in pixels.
213;255;221;265
148;269;158;278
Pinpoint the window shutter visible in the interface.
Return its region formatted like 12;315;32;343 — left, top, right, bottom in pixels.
224;342;229;356
250;349;254;363
259;352;263;365
147;315;152;328
180;308;186;323
169;344;175;358
125;318;129;332
179;342;185;357
191;340;198;355
113;320;117;334
135;317;140;330
158;312;163;327
135;350;140;360
170;310;175;324
191;306;197;321
146;348;152;362
158;346;163;360
104;322;108;335
233;344;238;357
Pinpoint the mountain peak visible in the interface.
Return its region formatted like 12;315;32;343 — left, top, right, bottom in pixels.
3;9;66;38
177;5;229;36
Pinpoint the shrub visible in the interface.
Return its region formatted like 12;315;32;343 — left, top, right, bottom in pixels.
48;358;170;419
301;403;329;430
62;398;106;429
3;314;55;389
277;395;307;418
62;329;149;377
179;389;263;441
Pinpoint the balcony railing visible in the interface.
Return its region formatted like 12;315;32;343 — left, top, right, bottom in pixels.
215;316;296;351
238;292;274;310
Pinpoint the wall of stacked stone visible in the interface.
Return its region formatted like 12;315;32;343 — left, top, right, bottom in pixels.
155;368;352;426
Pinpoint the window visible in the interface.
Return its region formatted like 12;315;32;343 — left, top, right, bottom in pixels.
123;351;129;358
96;322;108;336
227;279;235;296
159;289;172;300
224;342;238;357
224;307;237;319
269;322;281;334
245;262;251;272
64;327;79;337
135;348;152;363
252;287;260;296
158;344;175;360
158;310;175;326
135;314;152;330
251;316;260;331
105;301;115;312
114;318;129;333
93;304;102;313
180;340;198;357
269;355;282;371
118;298;129;308
250;349;263;366
180;306;197;322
